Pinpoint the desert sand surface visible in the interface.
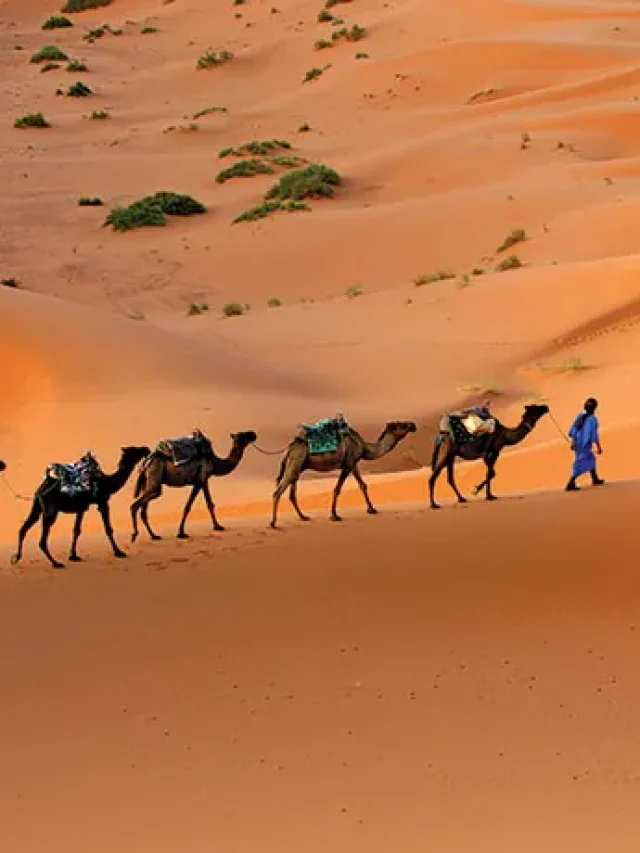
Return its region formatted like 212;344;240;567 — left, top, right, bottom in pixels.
3;0;640;848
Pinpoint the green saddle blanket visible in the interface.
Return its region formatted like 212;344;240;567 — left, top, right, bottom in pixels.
304;418;347;455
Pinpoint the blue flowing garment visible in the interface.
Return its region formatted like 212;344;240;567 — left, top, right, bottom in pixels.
568;412;599;478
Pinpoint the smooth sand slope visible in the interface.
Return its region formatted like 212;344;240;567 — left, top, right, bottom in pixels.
3;0;640;848
3;487;640;852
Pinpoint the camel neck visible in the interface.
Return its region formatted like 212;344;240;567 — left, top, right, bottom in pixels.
104;460;136;495
214;442;244;476
502;421;533;446
362;431;397;460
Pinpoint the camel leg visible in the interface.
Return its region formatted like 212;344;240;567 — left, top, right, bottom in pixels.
428;441;449;510
131;486;162;542
39;509;64;569
330;468;351;522
202;481;225;532
479;455;498;501
97;501;126;558
11;498;42;565
352;465;377;514
446;459;467;504
68;509;87;562
271;453;303;529
177;483;202;538
289;480;310;522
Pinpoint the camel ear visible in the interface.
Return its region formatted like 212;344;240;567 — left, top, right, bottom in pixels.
230;432;237;440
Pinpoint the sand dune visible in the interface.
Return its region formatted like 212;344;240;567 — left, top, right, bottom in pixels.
4;0;640;848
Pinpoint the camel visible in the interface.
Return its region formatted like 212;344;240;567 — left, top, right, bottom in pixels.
270;420;417;528
130;430;257;541
428;403;549;508
12;445;150;569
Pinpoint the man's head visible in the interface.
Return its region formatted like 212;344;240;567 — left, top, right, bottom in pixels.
584;397;598;414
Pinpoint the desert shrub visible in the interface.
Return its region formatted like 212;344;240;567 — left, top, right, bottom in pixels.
61;0;113;11
232;200;310;223
325;0;351;7
345;24;366;41
105;192;206;231
42;15;73;29
187;302;209;316
471;267;484;276
271;155;305;168
90;109;109;119
495;255;522;272
315;39;333;50
14;112;50;128
216;159;274;183
346;285;363;298
141;26;158;34
197;49;234;69
78;196;103;206
303;67;323;82
355;51;369;59
40;62;61;72
67;60;88;71
31;45;68;63
265;163;341;201
193;105;227;118
1;278;18;288
219;139;291;158
298;122;311;132
497;228;526;253
267;297;282;307
223;302;244;317
414;270;455;286
67;80;92;96
318;9;333;22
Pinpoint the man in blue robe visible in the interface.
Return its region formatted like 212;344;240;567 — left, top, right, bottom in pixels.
566;397;604;491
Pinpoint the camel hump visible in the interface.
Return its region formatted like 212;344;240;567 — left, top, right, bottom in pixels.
155;431;213;466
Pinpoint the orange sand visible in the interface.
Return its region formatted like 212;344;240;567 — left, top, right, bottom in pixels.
3;0;640;847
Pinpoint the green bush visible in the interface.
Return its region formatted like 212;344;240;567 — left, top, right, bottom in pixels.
265;163;341;201
218;139;291;158
197;49;234;69
42;15;73;29
14;112;50;128
67;60;88;72
61;0;113;11
193;105;227;119
497;228;526;253
90;110;109;119
67;80;92;97
78;196;103;206
495;255;522;272
188;302;209;316
105;192;206;231
216;159;274;183
31;45;68;63
40;62;61;73
141;26;158;34
267;297;282;307
303;67;323;82
223;302;244;317
233;200;310;223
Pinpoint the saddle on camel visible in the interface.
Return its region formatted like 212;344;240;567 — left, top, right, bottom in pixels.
296;413;352;454
47;451;103;497
153;428;214;466
438;402;496;452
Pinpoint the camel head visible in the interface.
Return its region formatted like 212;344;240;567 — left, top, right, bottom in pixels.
120;445;152;467
382;421;417;441
522;404;549;427
230;430;258;450
0;459;5;473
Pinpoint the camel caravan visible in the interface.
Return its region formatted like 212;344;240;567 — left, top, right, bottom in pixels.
2;401;551;568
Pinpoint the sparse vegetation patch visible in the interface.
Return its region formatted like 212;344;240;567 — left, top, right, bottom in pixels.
14;112;51;128
219;139;292;158
414;270;455;286
303;67;324;82
197;49;234;69
497;228;526;253
188;302;209;316
216;159;275;183
31;45;68;63
40;62;61;73
265;163;341;201
67;80;92;96
495;255;522;272
78;196;103;206
105;192;206;232
223;302;245;318
67;60;88;71
193;105;227;119
62;0;113;11
90;109;109;119
43;15;73;29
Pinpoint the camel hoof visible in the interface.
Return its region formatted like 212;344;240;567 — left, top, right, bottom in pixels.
269;522;278;530
213;525;226;533
331;515;342;522
486;495;498;502
10;554;20;566
52;562;65;570
114;551;127;559
430;504;441;510
68;555;82;562
367;507;378;515
457;497;467;504
177;532;189;540
150;534;162;541
299;515;311;522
